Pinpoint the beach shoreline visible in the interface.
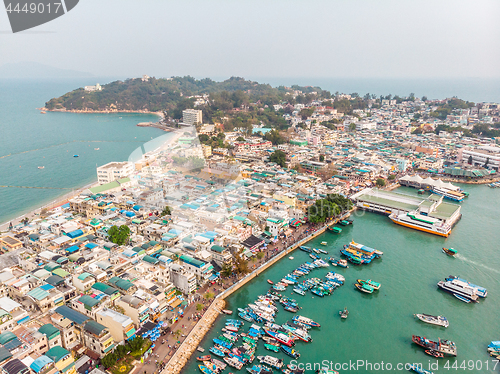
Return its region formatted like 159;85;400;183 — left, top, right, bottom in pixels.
0;128;184;232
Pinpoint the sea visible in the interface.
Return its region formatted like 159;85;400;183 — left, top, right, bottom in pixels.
183;184;500;374
0;78;168;225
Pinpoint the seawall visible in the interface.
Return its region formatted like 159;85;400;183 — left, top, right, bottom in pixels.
162;211;353;374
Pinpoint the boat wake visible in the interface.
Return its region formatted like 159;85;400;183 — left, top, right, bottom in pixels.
456;254;500;275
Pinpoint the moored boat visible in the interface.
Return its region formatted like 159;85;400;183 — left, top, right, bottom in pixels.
339;307;349;319
292;315;320;327
267;279;273;285
357;279;381;290
437;279;479;303
412;335;457;356
321;241;327;245
425;349;444;358
354;282;374;294
408;364;434;374
197;355;211;361
414;314;449;328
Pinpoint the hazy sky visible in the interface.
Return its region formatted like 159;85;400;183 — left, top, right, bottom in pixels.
0;0;499;79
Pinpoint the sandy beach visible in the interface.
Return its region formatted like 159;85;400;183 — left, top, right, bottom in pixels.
0;128;184;232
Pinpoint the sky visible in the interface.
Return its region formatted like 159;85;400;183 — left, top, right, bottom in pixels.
0;0;499;80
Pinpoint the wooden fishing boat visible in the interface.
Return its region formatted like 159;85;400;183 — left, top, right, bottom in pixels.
197;355;211;361
267;279;273;285
442;247;457;257
425;349;444;358
354;282;374;294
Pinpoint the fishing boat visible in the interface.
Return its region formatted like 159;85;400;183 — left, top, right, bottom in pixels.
293;288;305;296
73;155;79;157
317;248;328;254
263;329;295;346
225;325;239;332
267;279;273;285
299;246;312;253
198;364;213;374
339;307;349;319
281;345;300;358
408;365;434;374
414;314;449;328
264;343;280;353
328;226;342;234
442;247;457;257
38;166;45;169
411;335;457;356
289;256;294;260
196;347;205;352
257;355;283;369
94;148;100;150
354;282;374;294
209;346;225;357
321;241;327;245
357;279;381;290
337;259;348;268
425;349;444;358
272;284;286;291
339;220;349;226
197;355;211;361
292;315;320;327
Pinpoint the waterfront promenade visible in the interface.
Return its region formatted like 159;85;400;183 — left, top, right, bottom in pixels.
158;211;352;374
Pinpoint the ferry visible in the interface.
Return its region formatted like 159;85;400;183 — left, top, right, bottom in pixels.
444;275;487;297
389;211;451;237
432;187;465;202
340;240;383;263
437;279;479;303
412;335;457;356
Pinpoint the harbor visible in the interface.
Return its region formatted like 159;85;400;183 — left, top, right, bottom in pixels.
182;184;500;374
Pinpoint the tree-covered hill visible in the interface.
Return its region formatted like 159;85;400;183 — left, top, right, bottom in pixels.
44;76;303;113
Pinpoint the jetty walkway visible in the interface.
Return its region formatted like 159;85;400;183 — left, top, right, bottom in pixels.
160;211;353;374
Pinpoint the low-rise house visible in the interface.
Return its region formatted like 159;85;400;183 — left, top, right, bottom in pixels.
95;308;136;343
81;321;114;357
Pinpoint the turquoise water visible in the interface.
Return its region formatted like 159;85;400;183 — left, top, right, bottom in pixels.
0;79;167;224
183;184;500;373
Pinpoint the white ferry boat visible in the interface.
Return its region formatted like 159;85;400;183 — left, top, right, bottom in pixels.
432;187;465;202
389;211;451;237
437;279;479;303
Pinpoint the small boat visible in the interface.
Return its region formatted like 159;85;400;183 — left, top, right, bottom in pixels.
339;307;349;319
417;189;425;194
293;288;305;296
73;154;79;157
317;248;328;254
339;220;350;226
299;246;312;253
196;347;205;352
409;364;434;374
354;283;374;294
328;226;342;234
94;148;100;150
357;279;381;290
411;335;457;356
321;241;327;245
40;111;46;114
222;309;233;315
442;247;457;257
197;355;211;361
337;259;348;268
425;349;444;358
38;166;45;169
209;347;225;357
267;279;273;285
225;325;239;332
289;256;294;260
264;343;280;353
281;345;300;359
414;314;449;328
453;293;471;303
317;370;340;374
198;364;213;374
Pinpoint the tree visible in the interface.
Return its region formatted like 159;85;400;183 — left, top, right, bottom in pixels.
236;136;246;142
376;178;386;187
299;107;315;120
421;96;427;102
269;150;287;168
388;174;396;181
348;123;356;132
161;206;171;216
256;252;264;260
128;336;144;352
484;157;490;168
221;263;232;277
108;225;130;245
233;252;249;275
264;129;285;145
307;199;341;224
468;155;473;165
196;303;204;311
319;155;325;162
204;292;214;300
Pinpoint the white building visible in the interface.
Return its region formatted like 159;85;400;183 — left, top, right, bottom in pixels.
356;121;377;131
182;109;203;125
84;83;102;92
459;145;500;171
96;162;134;184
